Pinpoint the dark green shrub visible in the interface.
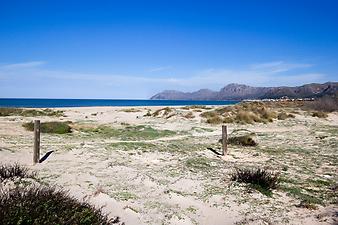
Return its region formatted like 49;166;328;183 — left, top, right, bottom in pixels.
23;121;72;134
0;186;121;225
0;163;35;181
231;168;279;196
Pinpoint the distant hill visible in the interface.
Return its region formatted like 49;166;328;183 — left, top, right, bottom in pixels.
150;82;338;100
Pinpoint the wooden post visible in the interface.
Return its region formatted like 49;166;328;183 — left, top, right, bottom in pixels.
33;120;40;164
222;125;228;155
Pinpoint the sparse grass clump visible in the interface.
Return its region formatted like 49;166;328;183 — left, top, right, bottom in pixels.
23;121;72;134
277;112;295;120
181;105;211;110
185;157;212;171
183;112;195;119
108;142;156;152
0;163;35;181
206;115;223;124
0;186;120;225
0;108;64;117
152;107;173;118
144;110;152;117
311;111;328;118
231;168;279;196
120;108;141;113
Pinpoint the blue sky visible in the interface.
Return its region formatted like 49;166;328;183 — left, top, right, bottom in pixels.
0;0;337;99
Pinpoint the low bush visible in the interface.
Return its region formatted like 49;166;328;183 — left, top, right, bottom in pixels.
0;163;35;181
23;121;72;134
311;111;328;118
228;135;257;146
0;186;121;225
304;96;338;112
231;168;279;196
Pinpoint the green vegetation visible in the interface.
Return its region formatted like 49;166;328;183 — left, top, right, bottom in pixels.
185;156;213;172
0;108;64;117
23;121;72;134
231;168;279;196
108;142;156;152
0;163;35;181
0;186;120;225
79;125;176;140
0;164;121;225
280;186;323;205
112;191;138;201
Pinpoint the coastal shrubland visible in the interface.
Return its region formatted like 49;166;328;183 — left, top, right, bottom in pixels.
0;108;64;117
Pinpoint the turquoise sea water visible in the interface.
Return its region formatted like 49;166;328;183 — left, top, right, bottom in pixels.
0;98;240;108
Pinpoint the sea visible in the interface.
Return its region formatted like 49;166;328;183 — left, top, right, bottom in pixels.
0;98;240;108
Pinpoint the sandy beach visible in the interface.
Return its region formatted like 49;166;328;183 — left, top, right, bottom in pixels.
0;105;337;225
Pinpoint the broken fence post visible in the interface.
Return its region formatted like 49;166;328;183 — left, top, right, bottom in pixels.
222;125;228;155
33;120;40;164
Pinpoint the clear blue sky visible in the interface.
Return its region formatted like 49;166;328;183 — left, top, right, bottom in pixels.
0;0;337;99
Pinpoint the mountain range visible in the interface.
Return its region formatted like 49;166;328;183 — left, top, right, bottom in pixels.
150;82;338;100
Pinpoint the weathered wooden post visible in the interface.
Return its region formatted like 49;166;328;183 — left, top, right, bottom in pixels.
33;120;40;164
222;125;228;155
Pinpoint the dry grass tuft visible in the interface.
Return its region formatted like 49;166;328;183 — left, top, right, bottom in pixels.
277;112;295;120
201;102;278;124
183;112;195;119
152;107;173;118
